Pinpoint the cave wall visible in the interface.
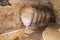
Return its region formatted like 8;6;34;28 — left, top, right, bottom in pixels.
0;0;60;40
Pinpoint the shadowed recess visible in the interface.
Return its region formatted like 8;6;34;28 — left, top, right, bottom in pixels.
0;0;11;6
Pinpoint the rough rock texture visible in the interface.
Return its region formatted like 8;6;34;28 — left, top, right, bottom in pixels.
50;0;60;25
9;0;40;8
0;0;41;34
0;0;43;40
0;6;23;34
0;29;44;40
0;0;60;40
0;29;25;40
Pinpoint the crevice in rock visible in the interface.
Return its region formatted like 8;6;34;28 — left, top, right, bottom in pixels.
0;0;11;6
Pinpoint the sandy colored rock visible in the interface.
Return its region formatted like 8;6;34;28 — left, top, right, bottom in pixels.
0;29;25;40
0;28;44;40
0;6;23;34
50;0;60;11
50;0;60;25
9;0;40;7
0;0;60;40
42;24;60;40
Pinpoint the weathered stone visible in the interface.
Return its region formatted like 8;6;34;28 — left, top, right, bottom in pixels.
0;29;25;40
0;6;24;34
0;0;60;40
9;0;40;7
50;0;60;25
